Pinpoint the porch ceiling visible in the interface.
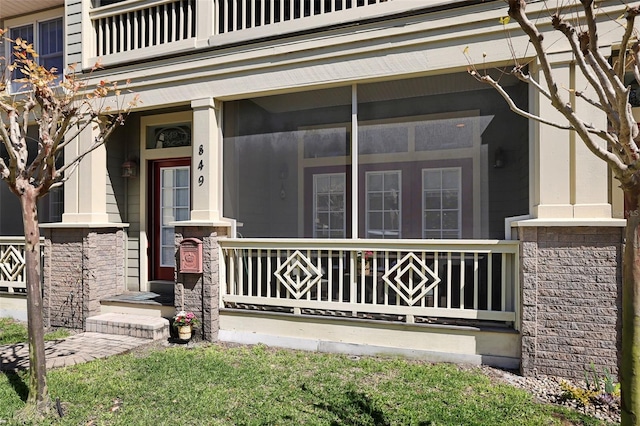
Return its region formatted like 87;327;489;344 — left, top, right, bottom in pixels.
0;0;62;20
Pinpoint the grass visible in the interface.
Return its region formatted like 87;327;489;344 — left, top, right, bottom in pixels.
0;318;70;345
0;339;616;426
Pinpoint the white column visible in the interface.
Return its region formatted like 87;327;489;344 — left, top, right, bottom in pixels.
80;0;94;70
190;98;222;222
196;0;215;47
62;125;109;223
532;59;573;218
572;65;612;218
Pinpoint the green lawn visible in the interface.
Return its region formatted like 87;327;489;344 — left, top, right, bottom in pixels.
0;339;616;425
0;318;69;345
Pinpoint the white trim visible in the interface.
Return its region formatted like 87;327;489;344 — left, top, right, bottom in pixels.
351;84;359;239
139;111;193;290
159;165;190;268
513;218;626;227
5;11;64;94
40;223;129;229
313;172;347;238
3;7;62;28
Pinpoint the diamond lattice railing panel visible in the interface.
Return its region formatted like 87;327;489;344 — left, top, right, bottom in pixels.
382;252;441;306
273;250;323;299
0;245;25;281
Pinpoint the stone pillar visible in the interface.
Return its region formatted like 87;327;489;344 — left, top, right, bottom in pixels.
518;225;623;380
41;225;126;329
519;227;538;376
174;224;230;341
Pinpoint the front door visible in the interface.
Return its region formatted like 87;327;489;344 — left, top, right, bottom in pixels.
150;159;191;281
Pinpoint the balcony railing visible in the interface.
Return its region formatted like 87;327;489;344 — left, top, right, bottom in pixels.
216;0;391;34
0;237;43;295
89;0;397;65
92;0;197;57
219;239;519;327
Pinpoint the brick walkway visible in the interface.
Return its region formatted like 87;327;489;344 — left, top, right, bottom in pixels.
0;332;152;371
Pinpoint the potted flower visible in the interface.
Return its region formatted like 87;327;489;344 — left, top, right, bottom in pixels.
356;250;374;276
173;311;200;341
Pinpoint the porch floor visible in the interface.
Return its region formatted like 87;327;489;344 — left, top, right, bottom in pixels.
101;291;174;306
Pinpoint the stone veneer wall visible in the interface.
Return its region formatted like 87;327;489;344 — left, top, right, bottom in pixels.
42;227;126;329
174;225;229;342
519;226;623;380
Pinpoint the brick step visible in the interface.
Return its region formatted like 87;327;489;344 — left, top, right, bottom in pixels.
86;313;169;340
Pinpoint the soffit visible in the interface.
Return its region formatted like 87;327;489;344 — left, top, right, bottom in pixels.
0;0;63;20
251;72;520;114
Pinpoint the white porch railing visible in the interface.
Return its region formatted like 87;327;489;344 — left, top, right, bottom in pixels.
89;0;396;65
92;0;198;57
216;0;392;34
0;237;42;295
220;239;519;327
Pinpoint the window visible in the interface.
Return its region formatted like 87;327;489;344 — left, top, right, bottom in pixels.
223;73;530;239
366;171;400;238
160;166;190;267
8;17;63;93
48;187;64;223
423;168;461;239
39;19;63;77
314;173;346;238
9;25;33;92
146;124;192;149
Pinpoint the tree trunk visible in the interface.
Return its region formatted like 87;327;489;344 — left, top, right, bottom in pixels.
20;188;49;417
622;192;640;425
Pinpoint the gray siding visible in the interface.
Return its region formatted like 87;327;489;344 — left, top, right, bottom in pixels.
104;116;141;290
65;0;83;67
124;116;141;291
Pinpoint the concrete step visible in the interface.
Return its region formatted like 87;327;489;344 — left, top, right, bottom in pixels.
86;313;170;340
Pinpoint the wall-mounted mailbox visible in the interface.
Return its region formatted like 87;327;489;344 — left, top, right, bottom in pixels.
179;238;203;274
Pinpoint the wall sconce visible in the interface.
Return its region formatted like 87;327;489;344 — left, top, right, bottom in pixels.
121;159;137;178
493;147;505;168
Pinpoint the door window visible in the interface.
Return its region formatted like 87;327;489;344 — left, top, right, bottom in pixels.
160;166;190;267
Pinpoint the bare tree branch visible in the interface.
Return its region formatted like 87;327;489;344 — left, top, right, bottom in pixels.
551;14;619;128
470;71;570;129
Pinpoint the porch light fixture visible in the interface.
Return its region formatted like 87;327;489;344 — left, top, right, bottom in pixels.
121;159;138;178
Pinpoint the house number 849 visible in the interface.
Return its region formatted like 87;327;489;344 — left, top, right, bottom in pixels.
198;144;204;186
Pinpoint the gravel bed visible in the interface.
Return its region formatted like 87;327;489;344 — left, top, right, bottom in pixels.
474;365;620;424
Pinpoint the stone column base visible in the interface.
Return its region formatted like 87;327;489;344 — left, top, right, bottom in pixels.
518;225;623;380
42;226;126;329
174;225;229;342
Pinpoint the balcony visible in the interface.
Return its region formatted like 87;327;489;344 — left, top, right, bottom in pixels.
87;0;444;67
